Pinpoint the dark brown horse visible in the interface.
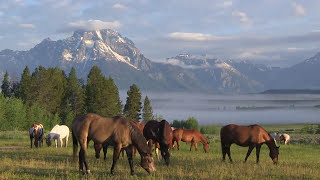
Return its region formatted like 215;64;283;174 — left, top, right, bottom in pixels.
29;123;44;148
143;120;173;166
72;114;155;175
172;128;209;153
94;120;145;160
220;124;279;164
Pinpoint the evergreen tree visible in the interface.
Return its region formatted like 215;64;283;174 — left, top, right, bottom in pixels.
28;66;67;114
123;84;142;122
17;66;32;102
142;96;153;123
63;67;85;117
1;71;11;98
86;66;122;117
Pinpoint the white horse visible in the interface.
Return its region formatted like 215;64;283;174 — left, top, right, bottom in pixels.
270;132;281;144
46;125;70;148
279;133;291;145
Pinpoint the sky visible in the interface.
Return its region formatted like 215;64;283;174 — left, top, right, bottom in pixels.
0;0;320;67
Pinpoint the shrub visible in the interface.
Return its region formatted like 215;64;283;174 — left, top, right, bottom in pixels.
200;125;219;134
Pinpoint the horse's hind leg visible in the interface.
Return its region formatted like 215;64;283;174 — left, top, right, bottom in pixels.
110;144;122;175
244;145;254;162
79;148;90;174
125;146;135;175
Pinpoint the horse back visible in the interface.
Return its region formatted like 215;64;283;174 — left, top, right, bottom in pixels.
221;124;272;146
72;114;126;144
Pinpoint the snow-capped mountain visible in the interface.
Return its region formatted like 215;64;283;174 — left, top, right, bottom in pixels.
0;29;204;91
1;29;319;92
166;54;264;92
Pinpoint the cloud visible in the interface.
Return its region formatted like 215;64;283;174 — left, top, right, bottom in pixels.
232;11;251;25
219;1;232;8
292;2;306;16
60;19;122;32
167;32;231;41
287;47;305;52
112;3;128;10
19;23;36;29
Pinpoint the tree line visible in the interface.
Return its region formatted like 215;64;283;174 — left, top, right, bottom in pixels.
0;66;154;131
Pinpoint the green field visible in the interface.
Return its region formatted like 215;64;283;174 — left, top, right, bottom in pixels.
0;125;319;180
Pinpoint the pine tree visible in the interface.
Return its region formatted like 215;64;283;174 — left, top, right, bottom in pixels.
142;96;153;123
17;66;32;102
1;71;11;98
86;66;122;117
123;84;142;122
63;67;85;116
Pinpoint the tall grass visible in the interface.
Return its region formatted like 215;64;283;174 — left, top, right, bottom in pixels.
1;132;319;180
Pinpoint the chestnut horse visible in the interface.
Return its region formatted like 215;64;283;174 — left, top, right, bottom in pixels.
172;128;209;153
29;123;44;148
72;114;155;175
220;124;279;164
94;120;145;160
143;120;173;166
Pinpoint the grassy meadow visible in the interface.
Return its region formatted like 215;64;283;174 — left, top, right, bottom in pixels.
0;125;320;180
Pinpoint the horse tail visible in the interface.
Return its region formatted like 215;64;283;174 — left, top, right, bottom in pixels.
72;129;78;162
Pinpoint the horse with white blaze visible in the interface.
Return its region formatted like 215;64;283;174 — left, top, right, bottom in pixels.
46;125;70;148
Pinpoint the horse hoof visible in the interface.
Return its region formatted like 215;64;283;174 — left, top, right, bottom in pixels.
86;170;91;174
111;171;115;176
131;172;136;176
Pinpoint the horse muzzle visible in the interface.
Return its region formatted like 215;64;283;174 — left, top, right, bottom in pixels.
272;158;278;164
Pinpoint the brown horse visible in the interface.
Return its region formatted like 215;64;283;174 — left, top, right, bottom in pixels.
72;114;155;175
94;120;145;160
29;123;44;148
172;128;209;153
143;120;173;166
220;124;279;164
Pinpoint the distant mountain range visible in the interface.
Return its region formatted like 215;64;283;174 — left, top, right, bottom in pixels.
0;29;319;93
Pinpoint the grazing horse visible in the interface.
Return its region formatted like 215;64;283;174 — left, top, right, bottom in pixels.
143;120;173;166
72;114;155;175
172;128;210;153
220;124;279;164
29;123;44;148
279;133;291;145
46;125;70;148
94;120;145;160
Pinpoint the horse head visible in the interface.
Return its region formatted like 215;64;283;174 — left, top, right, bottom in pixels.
204;142;210;153
269;145;280;164
140;152;156;174
45;135;52;147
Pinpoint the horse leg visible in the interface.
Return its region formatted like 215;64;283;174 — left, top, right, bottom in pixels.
222;144;233;162
177;140;181;151
125;146;135;175
55;139;58;148
30;137;33;148
189;142;194;151
103;144;108;160
60;138;63;148
244;145;254;162
255;145;261;163
66;135;69;148
195;142;198;151
155;147;160;161
110;145;122;175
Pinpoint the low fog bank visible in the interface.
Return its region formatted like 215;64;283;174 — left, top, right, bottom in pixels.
119;91;320;125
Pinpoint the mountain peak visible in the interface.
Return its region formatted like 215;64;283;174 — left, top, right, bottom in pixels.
304;52;320;64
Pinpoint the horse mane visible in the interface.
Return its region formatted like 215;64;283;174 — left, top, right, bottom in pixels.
198;132;208;145
129;122;151;155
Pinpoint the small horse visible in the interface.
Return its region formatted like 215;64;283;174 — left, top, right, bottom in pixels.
29;123;44;148
220;124;279;164
72;114;155;175
172;128;209;153
143;120;173;166
46;125;70;148
279;133;291;145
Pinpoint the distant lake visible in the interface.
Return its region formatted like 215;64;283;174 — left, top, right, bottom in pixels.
119;91;320;125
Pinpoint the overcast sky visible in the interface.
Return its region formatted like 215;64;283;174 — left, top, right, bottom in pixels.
1;0;320;67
